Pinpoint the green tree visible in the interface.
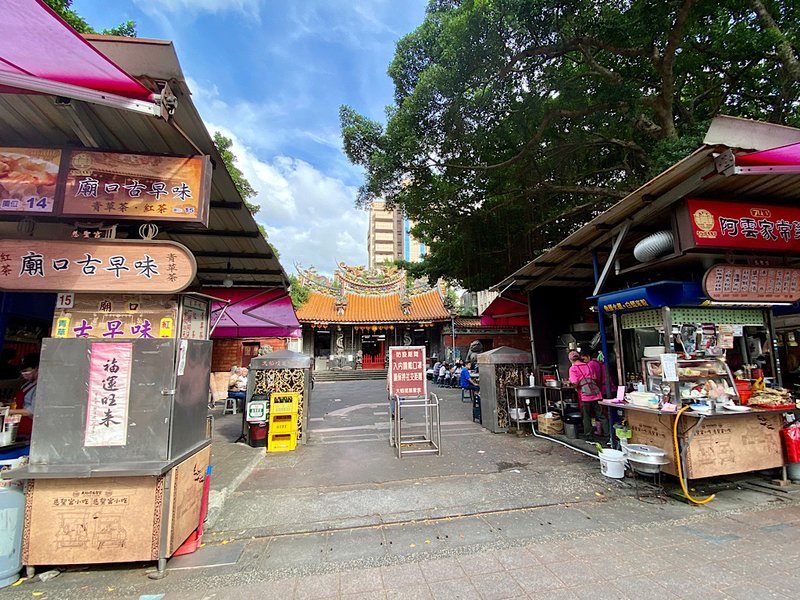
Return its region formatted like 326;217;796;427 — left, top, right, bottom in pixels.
289;275;310;308
213;132;259;215
341;0;800;290
43;0;137;36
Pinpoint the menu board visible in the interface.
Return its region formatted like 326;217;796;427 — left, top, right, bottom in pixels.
0;147;61;214
703;265;800;302
62;150;210;225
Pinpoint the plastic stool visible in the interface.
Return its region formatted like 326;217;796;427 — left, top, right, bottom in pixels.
223;396;238;415
461;388;474;403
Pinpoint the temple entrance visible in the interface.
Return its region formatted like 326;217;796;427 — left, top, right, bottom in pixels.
361;335;386;369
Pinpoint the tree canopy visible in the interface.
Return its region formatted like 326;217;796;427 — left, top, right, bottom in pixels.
44;0;136;36
341;0;800;290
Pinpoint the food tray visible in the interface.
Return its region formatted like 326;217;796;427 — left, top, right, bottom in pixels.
751;403;796;411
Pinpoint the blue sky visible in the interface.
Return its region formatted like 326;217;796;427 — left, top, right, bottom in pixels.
73;0;429;276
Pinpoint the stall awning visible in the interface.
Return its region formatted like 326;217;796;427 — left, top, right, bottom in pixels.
736;142;800;167
1;0;155;103
593;281;705;314
209;288;301;338
479;292;529;327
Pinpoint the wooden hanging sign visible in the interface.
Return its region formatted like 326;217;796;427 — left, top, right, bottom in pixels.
0;238;196;293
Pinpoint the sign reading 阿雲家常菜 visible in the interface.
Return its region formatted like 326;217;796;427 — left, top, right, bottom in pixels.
388;346;427;398
0;239;196;294
686;198;800;252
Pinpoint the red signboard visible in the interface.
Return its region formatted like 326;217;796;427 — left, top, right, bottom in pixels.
388;346;427;398
687;199;800;252
703;265;800;303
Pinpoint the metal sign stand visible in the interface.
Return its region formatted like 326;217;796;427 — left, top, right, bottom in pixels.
389;393;442;458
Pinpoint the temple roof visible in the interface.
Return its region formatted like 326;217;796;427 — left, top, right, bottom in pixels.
296;289;450;324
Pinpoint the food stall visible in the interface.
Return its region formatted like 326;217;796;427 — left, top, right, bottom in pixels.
0;239;212;577
598;282;790;481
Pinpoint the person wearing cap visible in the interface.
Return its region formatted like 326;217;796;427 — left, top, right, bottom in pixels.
568;350;604;439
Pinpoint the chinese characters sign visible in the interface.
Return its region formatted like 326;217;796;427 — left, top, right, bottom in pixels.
388;346;427;398
0;239;196;293
85;342;132;447
0;148;61;214
686;199;800;252
703;265;800;303
62;150;210;225
52;294;179;340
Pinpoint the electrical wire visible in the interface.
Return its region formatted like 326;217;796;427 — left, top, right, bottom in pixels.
673;405;715;505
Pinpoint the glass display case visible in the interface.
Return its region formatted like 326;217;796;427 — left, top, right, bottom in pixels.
643;357;740;404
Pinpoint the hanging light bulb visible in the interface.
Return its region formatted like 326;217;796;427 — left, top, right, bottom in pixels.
223;259;233;288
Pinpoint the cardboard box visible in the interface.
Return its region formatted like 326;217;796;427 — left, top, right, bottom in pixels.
537;413;564;435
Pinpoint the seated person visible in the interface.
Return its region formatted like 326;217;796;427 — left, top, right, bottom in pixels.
227;366;248;410
460;362;480;397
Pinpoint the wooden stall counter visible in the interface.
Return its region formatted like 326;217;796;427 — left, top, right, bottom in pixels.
602;401;783;479
22;444;210;568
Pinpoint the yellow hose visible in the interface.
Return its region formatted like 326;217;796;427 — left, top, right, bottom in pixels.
673;405;715;505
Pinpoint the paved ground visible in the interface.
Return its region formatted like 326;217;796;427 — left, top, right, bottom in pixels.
6;380;800;599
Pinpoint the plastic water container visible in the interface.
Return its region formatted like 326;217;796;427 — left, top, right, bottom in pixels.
598;449;626;479
0;456;27;588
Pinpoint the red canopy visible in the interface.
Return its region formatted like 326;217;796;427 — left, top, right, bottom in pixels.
209;288;301;338
736;142;800;167
0;0;154;101
480;292;529;327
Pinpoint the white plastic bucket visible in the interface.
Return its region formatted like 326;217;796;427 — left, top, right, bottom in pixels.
599;449;626;479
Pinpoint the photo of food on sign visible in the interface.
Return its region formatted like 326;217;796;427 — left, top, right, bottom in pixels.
61;150;209;223
0;148;61;214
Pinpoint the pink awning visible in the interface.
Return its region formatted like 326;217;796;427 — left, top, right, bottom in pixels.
479;292;529;327
0;0;154;101
736;142;800;167
209;288;301;338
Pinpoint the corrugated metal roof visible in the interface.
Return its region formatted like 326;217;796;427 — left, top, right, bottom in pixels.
0;33;288;290
297;290;450;324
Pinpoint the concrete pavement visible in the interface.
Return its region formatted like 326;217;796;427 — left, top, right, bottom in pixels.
5;379;800;599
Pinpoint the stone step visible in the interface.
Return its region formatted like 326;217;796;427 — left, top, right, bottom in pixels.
314;369;388;382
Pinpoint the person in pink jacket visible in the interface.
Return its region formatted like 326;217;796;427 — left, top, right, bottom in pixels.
568;351;604;439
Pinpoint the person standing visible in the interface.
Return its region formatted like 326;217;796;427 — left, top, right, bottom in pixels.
568;351;603;439
580;349;606;395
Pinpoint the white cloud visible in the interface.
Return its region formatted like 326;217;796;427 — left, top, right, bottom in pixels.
205;124;368;276
133;0;261;20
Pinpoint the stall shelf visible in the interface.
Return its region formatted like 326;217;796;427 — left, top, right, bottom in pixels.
476;346;532;433
643;357;739;402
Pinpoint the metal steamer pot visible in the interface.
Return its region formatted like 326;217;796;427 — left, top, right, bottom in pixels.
623;444;670;474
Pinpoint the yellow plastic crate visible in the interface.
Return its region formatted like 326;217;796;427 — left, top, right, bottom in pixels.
268;413;297;434
268;432;297;453
270;392;300;415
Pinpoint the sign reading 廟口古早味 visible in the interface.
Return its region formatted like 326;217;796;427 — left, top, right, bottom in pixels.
0;239;196;293
0;147;211;225
62;150;210;225
685;199;800;252
388;346;427;398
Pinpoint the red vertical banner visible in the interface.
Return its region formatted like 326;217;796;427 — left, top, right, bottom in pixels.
84;342;133;447
388;346;427;398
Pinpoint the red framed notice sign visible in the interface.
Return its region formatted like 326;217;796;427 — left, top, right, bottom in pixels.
686;198;800;252
703;265;800;303
388;346;427;398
